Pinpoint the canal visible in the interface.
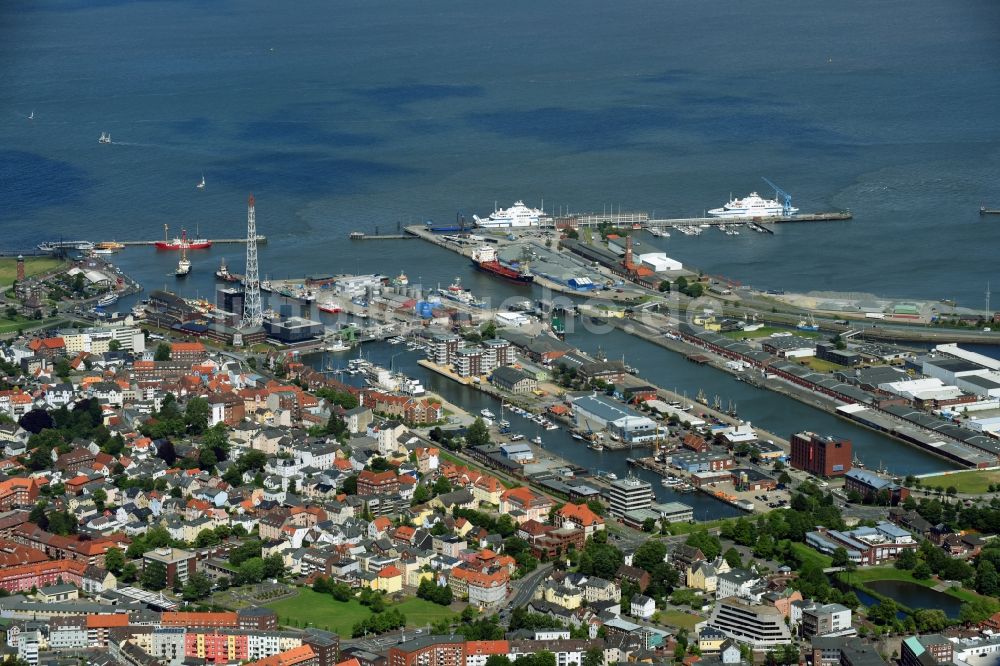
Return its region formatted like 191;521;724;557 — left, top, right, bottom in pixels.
306;340;744;520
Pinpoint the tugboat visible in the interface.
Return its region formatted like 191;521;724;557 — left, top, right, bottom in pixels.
215;257;238;282
176;246;191;277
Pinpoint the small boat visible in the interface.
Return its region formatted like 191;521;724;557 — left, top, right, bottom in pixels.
96;293;118;307
605;472;618;481
509;434;524;442
319;304;342;314
99;131;111;144
176;246;191;277
197;174;206;190
531;436;543;445
328;338;352;352
96;241;124;251
589;443;604;451
498;420;510;429
28;111;34;120
571;433;584;441
92;248;114;255
480;409;495;419
545;423;559;431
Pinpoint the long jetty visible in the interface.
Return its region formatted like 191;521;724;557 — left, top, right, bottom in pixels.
109;236;267;246
646;211;852;227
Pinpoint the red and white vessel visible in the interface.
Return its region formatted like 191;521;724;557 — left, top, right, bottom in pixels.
470;245;534;284
155;224;212;250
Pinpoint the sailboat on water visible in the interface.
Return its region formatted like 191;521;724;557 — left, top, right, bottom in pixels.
28;111;34;120
99;131;111;144
197;174;206;190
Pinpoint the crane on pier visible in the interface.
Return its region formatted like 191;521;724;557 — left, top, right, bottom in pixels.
762;177;794;216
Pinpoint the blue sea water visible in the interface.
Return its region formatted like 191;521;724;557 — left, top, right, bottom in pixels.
2;0;999;306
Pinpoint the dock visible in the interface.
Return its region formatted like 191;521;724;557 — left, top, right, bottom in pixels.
645;211;852;228
348;232;414;241
101;237;267;247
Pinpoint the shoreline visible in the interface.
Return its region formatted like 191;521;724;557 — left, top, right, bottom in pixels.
592;313;970;473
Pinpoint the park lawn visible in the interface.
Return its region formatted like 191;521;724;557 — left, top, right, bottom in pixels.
394;597;459;627
789;542;832;569
663;518;736;537
0;316;64;334
919;470;1000;494
721;326;821;340
267;589;456;635
0;257;64;284
657;610;702;631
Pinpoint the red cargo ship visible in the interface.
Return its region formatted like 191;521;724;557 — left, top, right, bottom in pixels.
155;224;212;250
470;245;534;284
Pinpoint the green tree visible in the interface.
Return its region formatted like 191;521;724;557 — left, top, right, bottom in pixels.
831;546;850;568
912;562;933;580
140;562;167;591
104;548;125;575
154;343;171;361
181;572;213;601
633;540;668;573
465;417;491;448
185;397;211;435
895;548;918;571
433;476;452;496
723;547;743;569
237;557;266;585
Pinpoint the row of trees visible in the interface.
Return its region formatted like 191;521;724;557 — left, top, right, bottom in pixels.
417;578;454;605
350;608;406;638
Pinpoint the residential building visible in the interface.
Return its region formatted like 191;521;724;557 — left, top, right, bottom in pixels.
143;547;197;586
388;635;465;666
706;596;792;650
900;635;953;666
800;603;853;638
607;476;653;518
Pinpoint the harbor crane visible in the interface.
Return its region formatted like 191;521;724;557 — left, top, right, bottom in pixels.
762;177;794;216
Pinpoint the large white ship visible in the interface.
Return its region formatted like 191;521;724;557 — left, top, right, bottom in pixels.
707;192;798;218
473;200;547;228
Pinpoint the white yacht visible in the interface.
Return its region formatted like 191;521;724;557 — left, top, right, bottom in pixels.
98;131;111;144
708;192;797;218
473;200;547;228
480;408;495;419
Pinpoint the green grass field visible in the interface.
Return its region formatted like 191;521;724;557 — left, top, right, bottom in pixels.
721;326;820;340
789;542;833;569
0;257;65;284
804;358;849;372
919;470;1000;494
266;589;457;634
657;610;702;631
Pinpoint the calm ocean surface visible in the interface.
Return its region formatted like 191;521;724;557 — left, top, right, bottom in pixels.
3;0;1000;483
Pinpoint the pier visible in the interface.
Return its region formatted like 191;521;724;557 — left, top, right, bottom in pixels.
644;211;852;228
349;232;414;241
106;236;268;246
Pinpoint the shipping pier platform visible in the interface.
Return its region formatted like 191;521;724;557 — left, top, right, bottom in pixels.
645;211;852;228
104;236;267;247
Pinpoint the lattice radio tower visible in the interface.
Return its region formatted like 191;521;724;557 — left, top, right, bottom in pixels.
241;194;263;328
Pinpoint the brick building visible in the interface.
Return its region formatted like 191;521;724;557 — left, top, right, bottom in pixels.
790;432;852;477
